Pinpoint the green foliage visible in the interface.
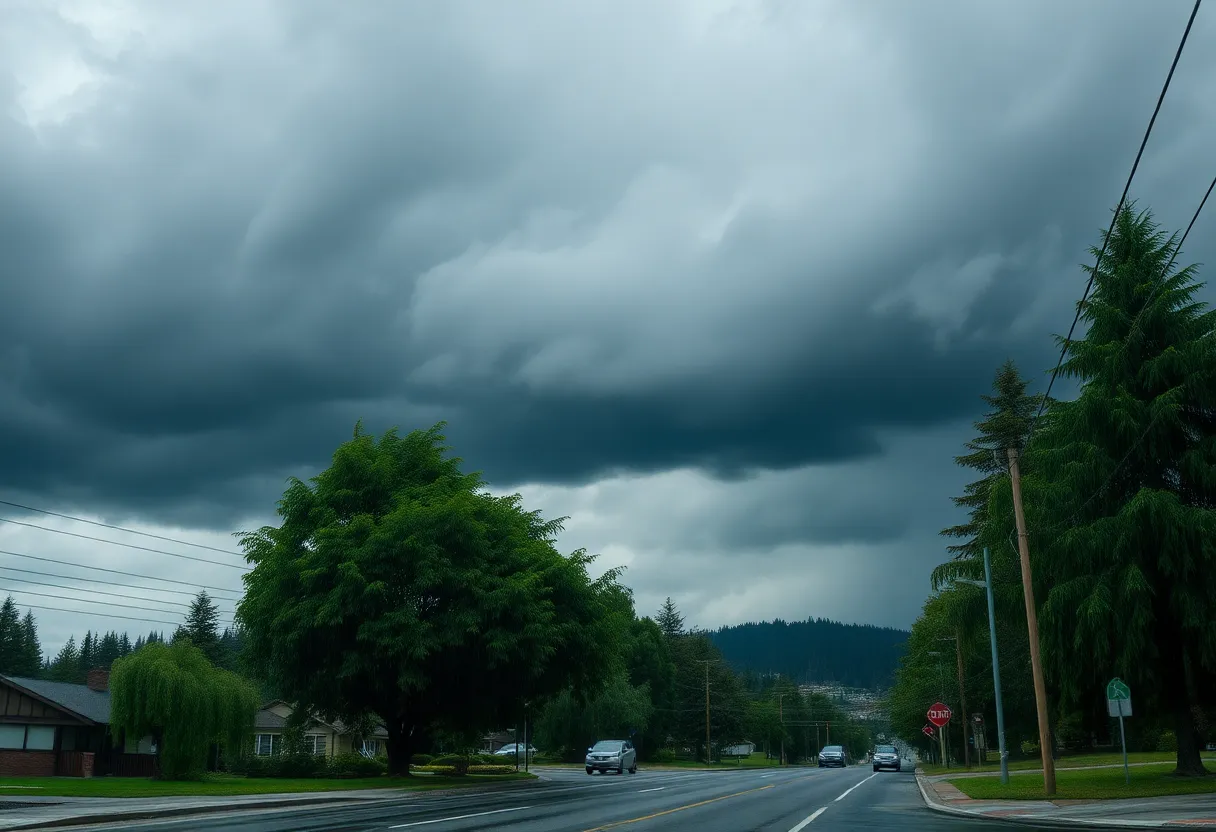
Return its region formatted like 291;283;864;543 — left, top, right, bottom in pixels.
237;423;621;775
468;765;517;775
177;592;223;665
534;670;654;761
46;636;81;682
0;600;41;677
428;754;471;775
110;641;260;780
1029;206;1216;774
656;598;685;638
409;753;434;766
1157;731;1178;753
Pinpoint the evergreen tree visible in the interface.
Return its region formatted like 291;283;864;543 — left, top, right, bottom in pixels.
656;598;685;639
181;592;221;664
0;597;20;674
17;612;41;677
47;637;81;683
1033;205;1216;776
78;630;95;678
933;361;1037;585
119;632;132;657
97;631;122;669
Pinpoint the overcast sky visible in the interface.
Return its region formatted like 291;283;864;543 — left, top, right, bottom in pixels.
2;0;1214;655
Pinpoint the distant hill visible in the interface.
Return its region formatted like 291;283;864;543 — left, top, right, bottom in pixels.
709;618;909;689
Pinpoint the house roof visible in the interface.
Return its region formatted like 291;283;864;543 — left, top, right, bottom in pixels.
1;675;110;725
254;704;389;738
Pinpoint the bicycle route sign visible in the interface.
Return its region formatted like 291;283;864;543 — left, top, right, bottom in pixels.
1107;678;1132;718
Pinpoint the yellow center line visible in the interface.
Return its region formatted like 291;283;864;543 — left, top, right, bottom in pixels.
581;784;775;832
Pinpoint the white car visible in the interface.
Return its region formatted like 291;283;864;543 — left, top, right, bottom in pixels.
493;743;536;758
585;739;637;775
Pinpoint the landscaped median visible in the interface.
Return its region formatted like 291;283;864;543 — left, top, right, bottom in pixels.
946;763;1216;801
0;772;536;799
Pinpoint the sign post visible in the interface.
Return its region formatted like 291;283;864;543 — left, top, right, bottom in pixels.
928;702;952;768
1106;678;1132;785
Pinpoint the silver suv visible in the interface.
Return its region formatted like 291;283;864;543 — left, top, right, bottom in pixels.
585;739;637;775
872;744;901;772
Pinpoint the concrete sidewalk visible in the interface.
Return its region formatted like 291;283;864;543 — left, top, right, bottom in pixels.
0;789;399;831
917;771;1216;828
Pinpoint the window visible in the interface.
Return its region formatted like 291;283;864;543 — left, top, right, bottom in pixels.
360;740;380;757
25;726;54;751
254;734;281;757
304;734;327;756
0;726;26;749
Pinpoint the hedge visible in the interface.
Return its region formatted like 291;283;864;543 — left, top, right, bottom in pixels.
235;753;388;779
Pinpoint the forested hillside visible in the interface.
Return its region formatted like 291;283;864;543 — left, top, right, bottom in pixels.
710;618;908;688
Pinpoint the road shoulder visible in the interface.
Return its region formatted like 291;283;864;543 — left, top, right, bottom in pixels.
915;768;1216;828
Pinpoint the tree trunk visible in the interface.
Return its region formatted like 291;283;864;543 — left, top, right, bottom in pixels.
1163;633;1207;776
386;717;413;777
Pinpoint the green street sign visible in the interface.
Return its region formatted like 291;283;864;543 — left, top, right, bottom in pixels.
1107;678;1131;701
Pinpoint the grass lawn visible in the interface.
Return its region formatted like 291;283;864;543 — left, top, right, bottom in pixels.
947;763;1216;801
920;751;1216;777
0;772;536;799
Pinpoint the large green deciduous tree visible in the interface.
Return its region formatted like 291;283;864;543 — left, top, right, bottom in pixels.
236;423;621;775
1033;206;1216;776
110;640;259;780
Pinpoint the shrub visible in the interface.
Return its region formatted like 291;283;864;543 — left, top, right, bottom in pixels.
329;753;387;778
429;755;471;775
1157;730;1178;752
653;749;677;764
1020;740;1039;757
468;765;516;775
413;765;457;775
410;753;434;766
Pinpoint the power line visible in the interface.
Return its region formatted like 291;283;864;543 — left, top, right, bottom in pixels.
0;564;231;601
13;603;183;628
0;549;244;597
0;498;246;557
1028;0;1203;440
0;572;238;614
0;516;250;571
0;586;208;619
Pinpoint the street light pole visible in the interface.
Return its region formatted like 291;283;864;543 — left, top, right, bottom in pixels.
954;548;1009;784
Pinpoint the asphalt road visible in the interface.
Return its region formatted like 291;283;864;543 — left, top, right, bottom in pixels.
83;765;1101;831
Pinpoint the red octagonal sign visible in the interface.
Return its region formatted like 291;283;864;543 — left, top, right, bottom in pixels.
927;702;952;728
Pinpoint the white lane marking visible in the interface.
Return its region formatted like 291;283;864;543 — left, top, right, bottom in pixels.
834;772;878;802
788;807;827;830
760;773;775;778
638;787;665;793
388;806;532;828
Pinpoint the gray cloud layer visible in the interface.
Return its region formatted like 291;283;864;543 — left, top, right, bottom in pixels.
1;0;1214;636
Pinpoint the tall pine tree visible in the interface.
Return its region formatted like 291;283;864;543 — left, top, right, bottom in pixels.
1033;206;1216;776
17;612;41;677
47;637;81;683
656;598;685;639
0;597;21;674
180;592;221;665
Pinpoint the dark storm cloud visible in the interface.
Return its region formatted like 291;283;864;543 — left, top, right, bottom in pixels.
1;0;1214;534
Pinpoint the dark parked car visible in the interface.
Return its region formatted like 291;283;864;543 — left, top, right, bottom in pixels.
817;745;848;767
872;744;901;772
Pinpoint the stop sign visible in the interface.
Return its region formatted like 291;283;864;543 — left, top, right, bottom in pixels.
927;702;952;728
921;724;935;738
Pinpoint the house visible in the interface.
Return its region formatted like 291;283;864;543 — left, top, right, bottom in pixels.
0;670;158;777
482;730;514;754
253;701;388;758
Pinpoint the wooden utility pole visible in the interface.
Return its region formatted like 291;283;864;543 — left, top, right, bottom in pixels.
1008;447;1056;795
954;630;970;768
777;693;786;765
698;660;718;763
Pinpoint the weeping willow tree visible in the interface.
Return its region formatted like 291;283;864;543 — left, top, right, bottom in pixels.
110;640;260;779
1029;205;1216;776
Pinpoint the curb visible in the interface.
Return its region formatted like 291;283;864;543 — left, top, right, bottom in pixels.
914;774;1215;829
0;794;377;832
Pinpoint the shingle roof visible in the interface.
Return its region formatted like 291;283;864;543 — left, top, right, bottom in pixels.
1;676;110;724
254;710;288;730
